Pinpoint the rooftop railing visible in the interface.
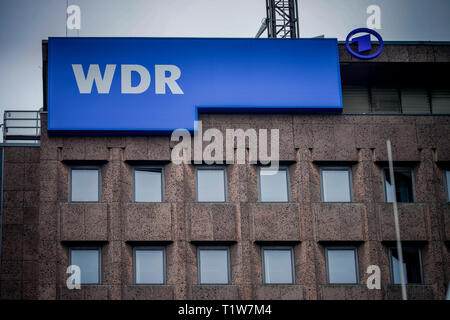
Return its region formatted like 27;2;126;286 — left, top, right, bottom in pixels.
2;110;41;144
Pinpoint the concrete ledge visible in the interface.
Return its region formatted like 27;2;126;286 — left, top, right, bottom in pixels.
442;203;450;241
320;285;375;300
338;43;450;63
253;285;304;300
123;136;171;161
62;137;109;161
435;125;450;161
60;285;110;300
60;203;108;241
191;285;239;300
125;203;172;241
251;203;300;241
314;203;365;241
378;203;428;241
187;203;238;241
384;285;434;300
372;125;420;162
309;124;358;161
123;285;174;300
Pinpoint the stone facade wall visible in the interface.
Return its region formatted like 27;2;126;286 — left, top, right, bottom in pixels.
0;146;40;299
2;112;448;300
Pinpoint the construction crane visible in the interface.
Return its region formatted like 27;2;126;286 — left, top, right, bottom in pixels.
256;0;299;38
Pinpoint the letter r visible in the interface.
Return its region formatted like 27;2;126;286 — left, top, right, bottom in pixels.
155;65;184;94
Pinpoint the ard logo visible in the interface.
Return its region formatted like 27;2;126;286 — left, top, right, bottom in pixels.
346;28;383;60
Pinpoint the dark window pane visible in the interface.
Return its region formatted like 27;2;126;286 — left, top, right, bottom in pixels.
327;249;357;284
263;249;294;284
322;169;351;202
391;247;422;284
384;168;414;203
71;169;99;202
71;249;100;284
431;90;450;114
371;88;401;113
401;89;430;114
199;249;229;284
135;249;164;284
197;169;225;202
134;169;163;202
259;168;289;202
342;86;370;113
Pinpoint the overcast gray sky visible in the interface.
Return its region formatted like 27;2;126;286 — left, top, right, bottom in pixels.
0;0;449;119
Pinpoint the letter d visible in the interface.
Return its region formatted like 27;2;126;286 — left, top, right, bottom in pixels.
121;65;151;94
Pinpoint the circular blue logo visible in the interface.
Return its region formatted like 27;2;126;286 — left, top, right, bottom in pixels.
345;28;383;60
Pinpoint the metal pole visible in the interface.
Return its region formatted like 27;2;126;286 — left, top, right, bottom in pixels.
65;0;68;37
387;139;407;300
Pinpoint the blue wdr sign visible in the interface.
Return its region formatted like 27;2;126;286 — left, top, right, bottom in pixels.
47;37;342;134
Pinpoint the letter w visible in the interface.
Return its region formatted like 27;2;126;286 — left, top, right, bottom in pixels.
72;64;116;94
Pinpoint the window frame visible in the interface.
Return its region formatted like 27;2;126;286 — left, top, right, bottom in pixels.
388;246;424;285
257;165;290;203
197;246;231;285
382;167;415;203
69;166;101;203
325;246;359;285
133;246;167;285
195;166;227;202
261;246;295;285
133;166;165;203
69;246;102;285
319;166;353;202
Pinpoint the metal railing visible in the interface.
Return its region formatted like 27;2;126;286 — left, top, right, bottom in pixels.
2;110;41;143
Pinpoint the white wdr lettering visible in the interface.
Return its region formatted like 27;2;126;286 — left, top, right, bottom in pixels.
72;64;183;94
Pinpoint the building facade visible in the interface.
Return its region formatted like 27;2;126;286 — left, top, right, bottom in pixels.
0;42;449;300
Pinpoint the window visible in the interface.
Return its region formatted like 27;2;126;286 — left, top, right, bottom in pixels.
390;247;423;284
343;86;450;114
134;168;163;202
321;168;352;202
383;168;414;203
326;247;358;284
196;168;226;202
259;167;289;202
70;168;100;202
342;86;370;113
446;170;450;202
70;248;100;284
431;89;450;114
262;247;294;284
401;89;430;114
198;247;230;284
371;88;401;113
134;247;165;284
